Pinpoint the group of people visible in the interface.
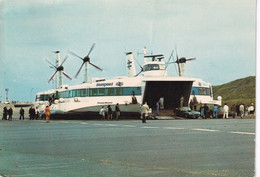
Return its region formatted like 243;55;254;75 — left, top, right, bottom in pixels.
99;103;121;121
2;105;51;123
2;106;13;121
28;106;40;120
195;102;255;119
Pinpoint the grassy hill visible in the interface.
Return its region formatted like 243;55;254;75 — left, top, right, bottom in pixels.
212;76;255;107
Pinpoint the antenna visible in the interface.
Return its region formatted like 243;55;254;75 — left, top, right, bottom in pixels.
5;88;9;101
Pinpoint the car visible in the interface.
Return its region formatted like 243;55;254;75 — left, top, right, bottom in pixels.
217;106;236;118
175;107;200;119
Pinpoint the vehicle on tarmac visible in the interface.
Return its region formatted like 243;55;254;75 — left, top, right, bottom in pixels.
175;107;200;118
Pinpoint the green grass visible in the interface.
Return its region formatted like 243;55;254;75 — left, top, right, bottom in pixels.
212;76;255;107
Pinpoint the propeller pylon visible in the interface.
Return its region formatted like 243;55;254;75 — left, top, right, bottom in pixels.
68;43;103;83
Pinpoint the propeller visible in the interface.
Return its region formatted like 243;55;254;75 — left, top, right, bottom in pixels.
173;47;196;76
46;55;72;83
68;43;103;78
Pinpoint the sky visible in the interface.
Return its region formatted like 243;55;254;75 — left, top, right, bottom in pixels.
0;0;256;102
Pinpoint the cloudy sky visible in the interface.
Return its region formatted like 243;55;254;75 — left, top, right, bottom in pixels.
0;0;256;101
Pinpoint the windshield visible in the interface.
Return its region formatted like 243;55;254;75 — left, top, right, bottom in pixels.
143;64;165;71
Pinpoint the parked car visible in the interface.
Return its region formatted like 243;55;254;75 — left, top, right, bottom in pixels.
217;106;236;118
175;107;200;119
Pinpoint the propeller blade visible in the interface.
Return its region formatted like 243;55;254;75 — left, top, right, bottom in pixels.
62;72;72;80
186;58;196;61
68;50;84;60
165;50;174;69
89;62;103;71
86;43;96;57
45;58;57;69
48;70;58;83
75;62;85;78
174;47;181;76
135;70;143;77
60;55;69;66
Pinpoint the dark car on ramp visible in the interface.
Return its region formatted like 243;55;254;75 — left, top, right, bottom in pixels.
175;107;200;119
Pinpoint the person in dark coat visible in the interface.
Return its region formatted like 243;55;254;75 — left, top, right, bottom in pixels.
107;105;112;120
20;107;25;120
2;106;8;120
8;107;13;121
203;104;209;119
29;107;33;120
115;103;120;121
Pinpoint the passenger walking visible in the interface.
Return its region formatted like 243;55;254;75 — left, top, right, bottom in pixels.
107;105;112;120
99;106;105;120
223;103;229;119
2;106;8;120
213;104;218;118
19;107;25;120
45;106;50;123
239;104;245;118
141;102;149;123
248;103;254;118
115;103;120;121
8;107;13;121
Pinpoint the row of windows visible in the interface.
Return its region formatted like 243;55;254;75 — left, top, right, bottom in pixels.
37;87;141;101
190;87;212;96
143;64;166;71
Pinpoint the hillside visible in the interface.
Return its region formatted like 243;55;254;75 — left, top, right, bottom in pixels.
212;76;255;107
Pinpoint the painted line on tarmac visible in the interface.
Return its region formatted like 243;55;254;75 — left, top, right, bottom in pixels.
141;126;159;129
122;125;136;128
229;131;255;135
106;124;119;126
93;123;105;126
163;127;185;130
80;122;89;124
192;128;219;132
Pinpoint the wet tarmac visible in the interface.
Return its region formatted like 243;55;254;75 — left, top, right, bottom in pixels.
0;118;255;177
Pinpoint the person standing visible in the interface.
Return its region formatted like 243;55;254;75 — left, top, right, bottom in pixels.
223;103;229;119
213;104;218;118
203;104;209;119
189;99;194;110
35;107;39;120
45;106;50;123
248;103;254;118
107;105;112;120
180;96;184;108
99;106;105;120
141;102;149;123
132;91;137;104
156;101;160;116
231;104;236;118
115;103;120;121
8;107;13;121
2;106;8;120
200;103;204;118
19;107;25;120
239;104;245;119
29;106;33;120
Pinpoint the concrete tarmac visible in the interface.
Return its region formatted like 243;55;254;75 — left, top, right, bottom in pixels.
0;118;255;177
